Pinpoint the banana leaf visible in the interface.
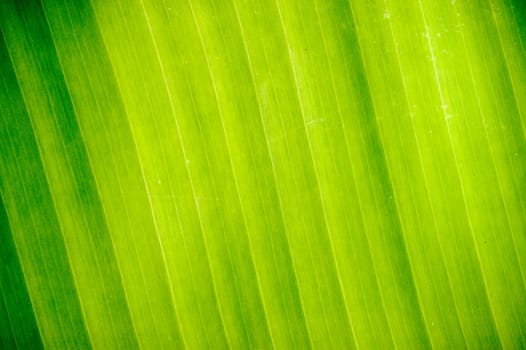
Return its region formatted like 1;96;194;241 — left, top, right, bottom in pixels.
1;0;525;348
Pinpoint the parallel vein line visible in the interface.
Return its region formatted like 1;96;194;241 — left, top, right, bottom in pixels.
274;0;358;347
41;3;143;347
384;0;466;345
53;1;142;345
312;1;396;347
417;0;503;345
187;1;274;347
89;0;183;346
345;1;433;347
230;0;313;347
140;0;240;347
453;0;526;308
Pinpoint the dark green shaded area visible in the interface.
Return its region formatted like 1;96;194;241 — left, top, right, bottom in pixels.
0;29;92;348
0;0;148;347
1;0;141;347
510;0;526;44
0;195;43;349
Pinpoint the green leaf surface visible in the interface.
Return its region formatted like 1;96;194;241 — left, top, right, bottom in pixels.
1;0;525;348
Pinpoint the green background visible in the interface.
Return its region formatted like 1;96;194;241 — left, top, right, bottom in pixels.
1;0;526;348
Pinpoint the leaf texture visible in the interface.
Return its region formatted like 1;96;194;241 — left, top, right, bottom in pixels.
1;0;525;348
